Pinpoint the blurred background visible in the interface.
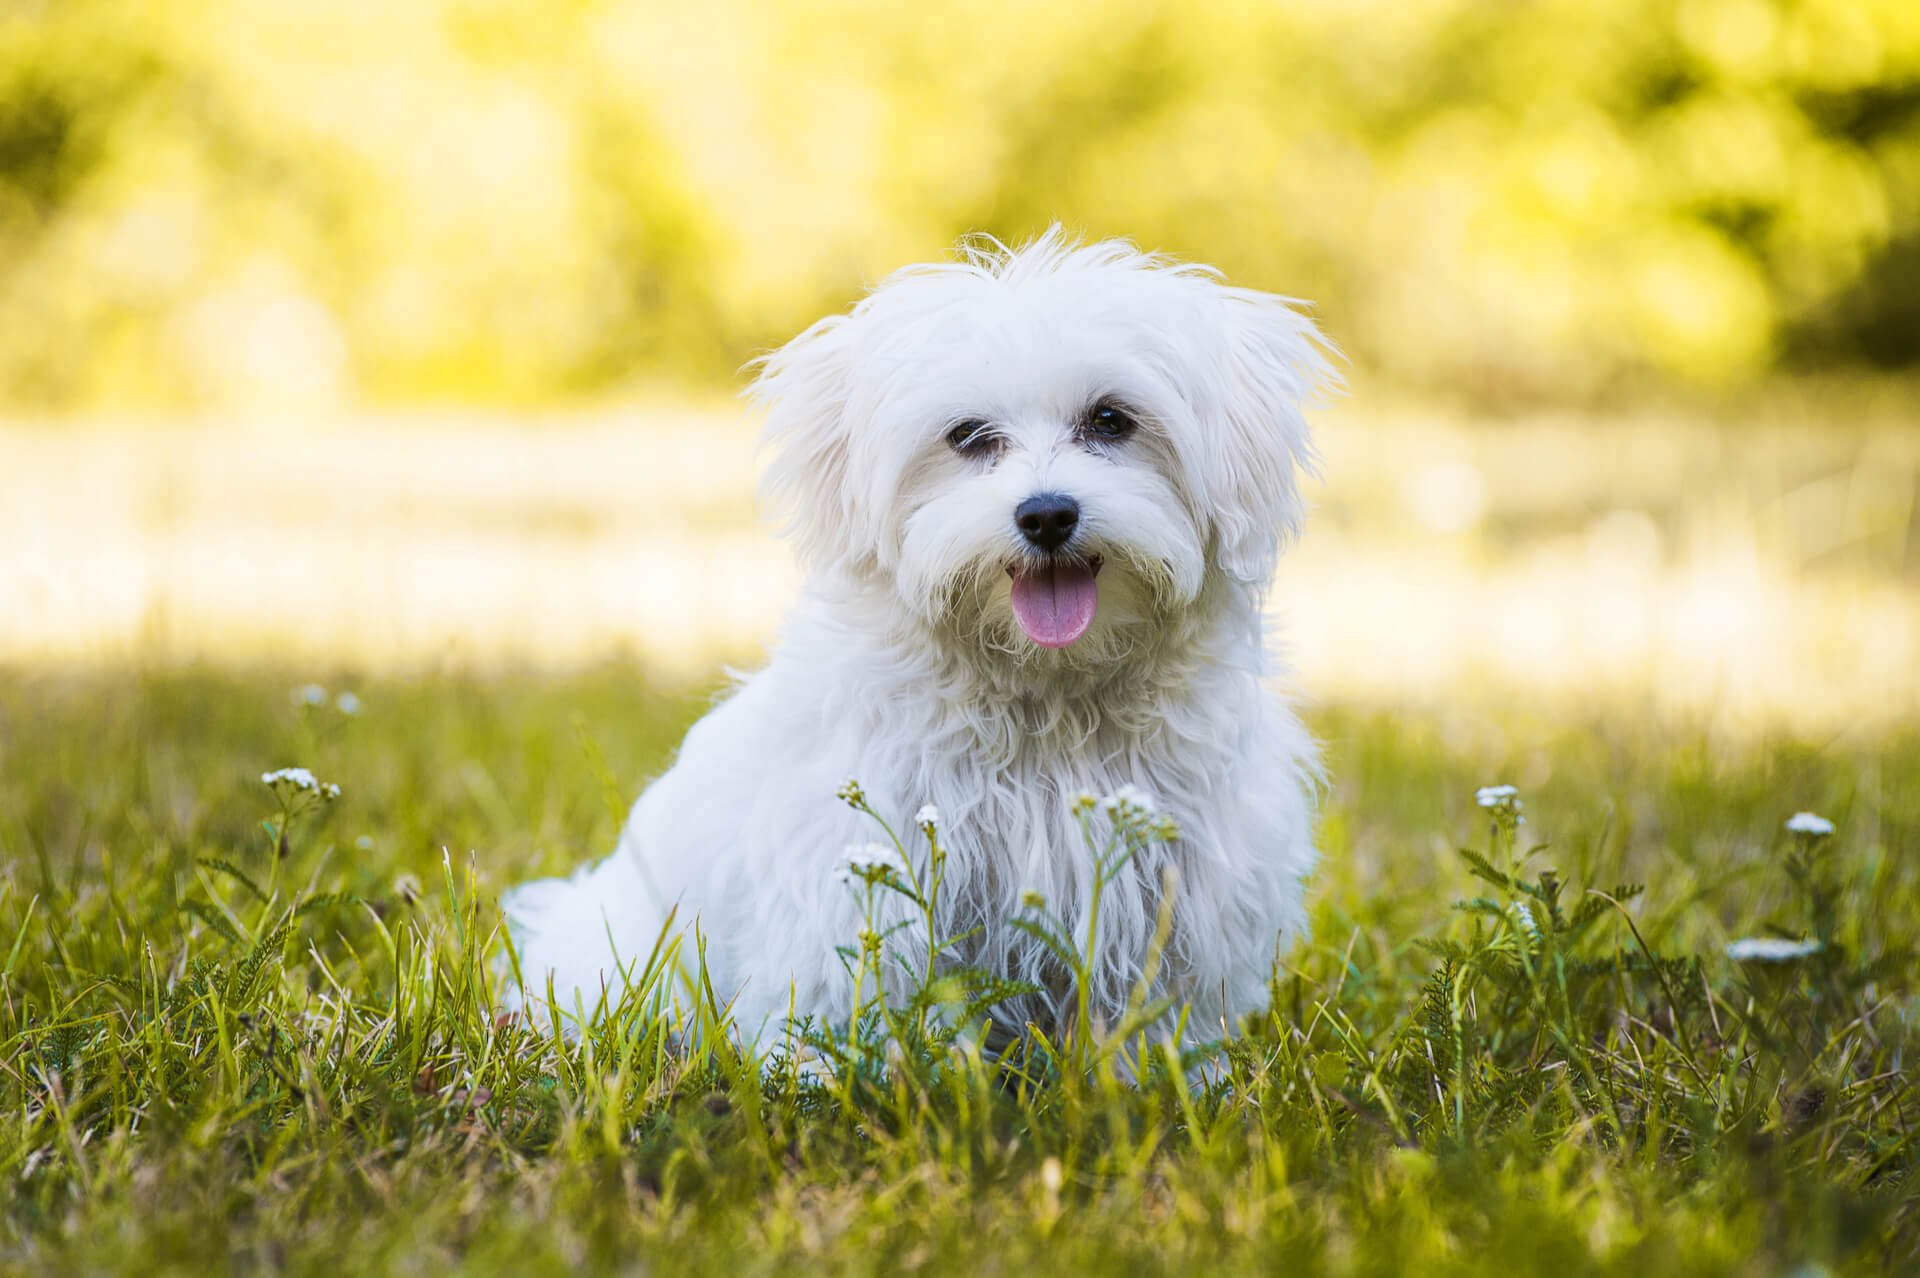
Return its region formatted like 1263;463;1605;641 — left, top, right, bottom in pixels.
3;0;1918;731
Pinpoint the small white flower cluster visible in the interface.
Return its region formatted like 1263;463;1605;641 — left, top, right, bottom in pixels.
1101;783;1158;821
835;777;867;809
1726;936;1822;963
915;803;940;831
262;766;341;800
1094;784;1179;839
1785;812;1834;837
1475;784;1526;825
1475;783;1520;809
835;840;909;888
1512;900;1541;940
292;684;361;715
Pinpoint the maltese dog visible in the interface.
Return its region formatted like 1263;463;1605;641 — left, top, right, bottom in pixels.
504;229;1338;1046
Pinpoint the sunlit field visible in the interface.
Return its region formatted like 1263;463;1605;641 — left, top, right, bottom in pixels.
7;393;1919;731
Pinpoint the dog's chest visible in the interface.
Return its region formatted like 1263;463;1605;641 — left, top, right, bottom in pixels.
909;713;1228;893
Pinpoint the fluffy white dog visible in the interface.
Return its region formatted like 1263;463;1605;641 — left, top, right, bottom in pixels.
503;229;1338;1045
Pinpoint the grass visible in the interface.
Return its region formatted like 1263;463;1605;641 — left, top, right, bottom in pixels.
1;663;1916;1275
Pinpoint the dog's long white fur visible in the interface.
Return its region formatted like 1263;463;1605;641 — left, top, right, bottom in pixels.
503;229;1339;1042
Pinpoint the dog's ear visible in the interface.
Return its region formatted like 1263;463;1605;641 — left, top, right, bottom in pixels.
750;312;865;573
1204;288;1341;588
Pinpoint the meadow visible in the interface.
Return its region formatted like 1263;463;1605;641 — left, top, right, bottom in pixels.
2;662;1915;1275
6;2;1918;1271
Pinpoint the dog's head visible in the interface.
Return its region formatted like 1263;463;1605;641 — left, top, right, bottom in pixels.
752;230;1338;669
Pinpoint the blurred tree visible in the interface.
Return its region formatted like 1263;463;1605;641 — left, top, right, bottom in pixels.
0;0;1915;413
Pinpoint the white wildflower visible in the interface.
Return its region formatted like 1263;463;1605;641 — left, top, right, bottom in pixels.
1513;901;1540;939
262;767;341;800
1476;784;1525;824
842;841;902;873
1071;790;1098;815
1101;784;1159;826
915;803;940;830
1784;812;1834;837
292;684;328;707
835;840;908;887
1726;937;1823;963
835;777;866;808
335;691;362;716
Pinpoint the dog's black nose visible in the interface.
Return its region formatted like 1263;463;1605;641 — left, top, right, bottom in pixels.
1015;493;1080;551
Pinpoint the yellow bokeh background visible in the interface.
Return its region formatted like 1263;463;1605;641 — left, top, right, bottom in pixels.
3;0;1917;733
4;0;1918;409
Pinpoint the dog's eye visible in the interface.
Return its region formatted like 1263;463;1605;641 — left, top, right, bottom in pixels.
946;419;995;457
1083;401;1138;443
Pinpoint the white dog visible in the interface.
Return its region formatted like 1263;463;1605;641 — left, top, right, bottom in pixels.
503;230;1337;1046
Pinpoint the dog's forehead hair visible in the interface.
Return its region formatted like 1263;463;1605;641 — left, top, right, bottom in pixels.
853;276;1202;443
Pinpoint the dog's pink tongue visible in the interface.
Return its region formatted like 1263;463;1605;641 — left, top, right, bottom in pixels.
1010;562;1099;648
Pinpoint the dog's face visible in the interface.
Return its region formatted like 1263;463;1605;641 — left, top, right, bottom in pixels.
754;232;1337;669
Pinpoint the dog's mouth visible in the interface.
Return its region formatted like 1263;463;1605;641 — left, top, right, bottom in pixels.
1006;554;1102;648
